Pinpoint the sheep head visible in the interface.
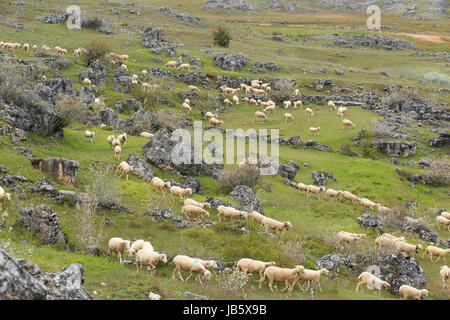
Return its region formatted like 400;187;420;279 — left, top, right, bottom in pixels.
165;182;171;188
203;203;212;209
284;222;293;230
381;281;391;289
124;240;131;250
5;193;11;201
320;268;330;276
420;289;429;297
202;269;212;280
320;186;326;192
161;254;168;264
186;188;193;196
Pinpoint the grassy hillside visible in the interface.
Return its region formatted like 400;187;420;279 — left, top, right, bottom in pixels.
0;0;449;300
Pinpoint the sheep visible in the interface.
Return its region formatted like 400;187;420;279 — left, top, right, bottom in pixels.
440;265;449;289
328;101;336;110
264;105;275;113
119;54;129;62
61;48;67;56
222;87;238;95
337;231;367;245
209;117;223;128
181;204;210;222
108;237;131;263
294;89;299;95
32;45;38;52
326;188;343;201
284;113;294;122
116;161;133;181
131;79;138;87
140;132;154;139
359;198;378;211
83;78;91;86
223;98;232;106
141;69;148;77
84;130;95;143
261;217;292;234
255;111;267;121
243;97;249;104
188;85;200;92
0;189;11;211
283;101;292;109
291;268;329;292
165;60;177;68
376;204;395;216
184;99;190;104
235;258;276;281
441;211;450;220
404;216;422;224
337;106;347;116
197;259;218;269
341;191;360;206
249;211;266;223
309;127;320;136
399;285;429;300
305;107;314;117
136;250;168;274
177;63;190;70
114;145;122;160
118;133;127;146
120;64;128;72
375;234;405;250
107;135;116;147
232;95;239;105
258;265;305;292
183;199;211;209
265;86;271;94
306;185;326;199
41;75;47;81
182;102;192;114
141;82;152;91
436;215;450;231
217;205;247;223
297;182;308;194
422;246;450;263
253;88;266;96
172;255;212;284
150;177;171;197
203;112;217;120
294;100;303;109
245;87;253;95
394;241;423;257
23;43;29;51
342;119;356;129
355;271;390;295
249;98;257;106
129;239;154;255
41;45;51;53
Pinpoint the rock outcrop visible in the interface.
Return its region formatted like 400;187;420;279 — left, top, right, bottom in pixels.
30;157;80;186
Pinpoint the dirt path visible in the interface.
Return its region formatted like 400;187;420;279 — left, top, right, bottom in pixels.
392;33;449;43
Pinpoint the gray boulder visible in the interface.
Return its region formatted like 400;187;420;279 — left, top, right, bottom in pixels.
357;213;383;231
125;153;155;182
213;52;248;71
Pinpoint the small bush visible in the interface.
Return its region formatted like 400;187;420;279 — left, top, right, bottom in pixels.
270;78;293;102
54;94;91;126
218;165;261;194
212;25;232;47
85;163;122;210
152;109;183;130
423;156;450;186
82;17;103;29
339;143;354;156
371;120;396;138
362;141;378;160
73;200;105;253
385;86;418;107
81;40;111;65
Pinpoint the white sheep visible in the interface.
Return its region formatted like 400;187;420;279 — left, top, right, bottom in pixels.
258;265;305;292
394;241;423;258
337;106;347;116
235;258;276;281
283;101;292;109
305;107;314;117
114;145;122;160
136;250;168;274
291;268;329;292
203;112;217;120
399;285;428;300
84;130;95;143
337;231;367;245
140;132;154;139
107;135;115;147
376;204;395;216
108;237;131;263
217;205;247;223
83;78;91;86
328;101;336;110
209;117;223;128
129;239;154;255
342;119;356;129
177;63;190;70
141;69;148;77
341;191;360;206
181;204;210;222
375;233;405;250
440;265;449;289
255;111;267;121
355;271;390;295
0;188;11;211
284;113;294;122
182;102;192;114
183;199;211;209
309;127;320;136
118;133;127;146
165;60;177;67
232;95;239;105
325;188;343;201
150;177;171;197
294;100;303;109
249;211;266;223
422;246;450;263
223;98;232;106
306;185;326;199
261;217;292;234
441;211;450;220
172;255;212;284
188;85;200;92
111;138;121;148
116;161;133;181
297;182;308;194
359;198;378;211
436;215;450;231
264;105;275;113
120;64;128;72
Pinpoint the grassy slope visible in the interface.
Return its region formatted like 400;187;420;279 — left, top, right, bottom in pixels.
0;0;449;300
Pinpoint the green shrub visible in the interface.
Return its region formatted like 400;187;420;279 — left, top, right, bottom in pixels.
362;142;378;160
218;165;261;194
423;156;450;186
212;25;232;47
82;40;111;65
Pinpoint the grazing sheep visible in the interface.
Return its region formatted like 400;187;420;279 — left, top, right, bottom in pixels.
129;240;154;255
203;112;217;120
440;265;449;289
217;205;247;223
141;69;148;77
32;45;38;52
23;43;29;51
294;100;303;109
399;285;428;300
284;113;294;122
422;246;450;263
136;250;168;274
394;241;423;257
209;117;223;128
341;191;360;206
294;89;300;95
376;204;395;216
188;85;200;92
404;216;422;224
41;45;51;53
253;88;266;96
261;217;292;234
337;231;367;245
108;237;131;263
131;79;138;87
41;75;47;80
150;177;171;197
111;137;120;148
306;185;326;199
184;199;211;209
177;63;190;70
305;107;314;117
283;101;292;109
181;204;210;222
116;161;133;181
328;101;336;110
258;265;305;292
297;183;308;194
436;215;450;231
235;258;276;281
326;188;343;201
264;105;275;113
197;259;218;269
355;271;390;295
337;106;347;116
119;54;129;62
232;95;239;105
140;132;154;139
249;211;266;223
441;211;450;220
83;78;91;86
255;111;267;121
120;64;128;72
114;145;122;160
249;98;257;106
84;130;95;143
0;189;11;211
107;135;115;147
172;255;212;284
141;82;152;91
342;119;356;129
265;86;271;94
375;233;405;250
223;98;232;106
118;133;127;146
182;102;192;114
291;268;329;292
359;198;378;211
309;127;320;136
165;60;177;67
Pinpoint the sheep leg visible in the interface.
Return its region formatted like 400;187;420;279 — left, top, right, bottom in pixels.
151;265;156;275
268;279;274;292
355;281;365;292
185;270;193;282
257;276;265;290
178;270;184;282
280;280;290;292
118;252;122;264
172;266;178;280
316;281;322;292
